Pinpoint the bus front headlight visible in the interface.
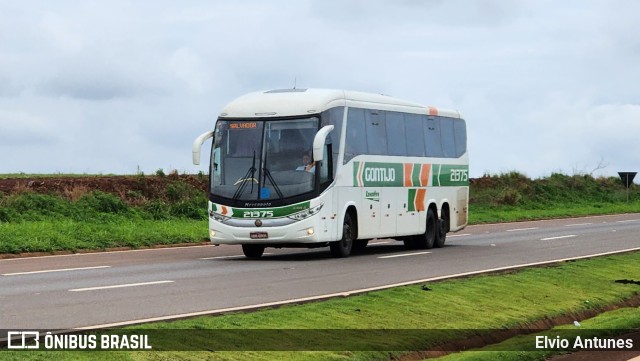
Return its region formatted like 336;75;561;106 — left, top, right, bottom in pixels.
210;210;230;223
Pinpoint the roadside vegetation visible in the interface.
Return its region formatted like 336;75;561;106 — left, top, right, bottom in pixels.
0;171;638;254
470;171;640;223
0;173;209;254
5;250;640;360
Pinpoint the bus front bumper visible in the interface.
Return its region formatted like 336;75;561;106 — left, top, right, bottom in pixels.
208;217;325;245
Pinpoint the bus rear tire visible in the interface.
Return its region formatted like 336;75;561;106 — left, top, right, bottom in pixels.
414;208;436;249
330;213;355;258
242;244;265;259
434;215;447;248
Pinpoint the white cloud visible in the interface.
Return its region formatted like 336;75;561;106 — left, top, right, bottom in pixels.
0;0;638;180
0;109;57;145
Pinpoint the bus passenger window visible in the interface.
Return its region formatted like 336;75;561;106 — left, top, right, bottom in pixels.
344;108;367;163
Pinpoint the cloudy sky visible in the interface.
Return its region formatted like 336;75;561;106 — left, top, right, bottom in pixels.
1;0;639;180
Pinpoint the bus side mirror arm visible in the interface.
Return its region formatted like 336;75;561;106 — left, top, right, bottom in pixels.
192;131;214;165
312;125;334;162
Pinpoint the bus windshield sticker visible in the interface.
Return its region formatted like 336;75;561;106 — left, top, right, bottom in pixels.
229;122;258;130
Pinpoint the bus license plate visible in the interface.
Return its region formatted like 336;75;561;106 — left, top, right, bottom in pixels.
250;232;268;239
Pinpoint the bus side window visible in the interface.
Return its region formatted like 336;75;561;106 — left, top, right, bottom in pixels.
319;143;332;191
454;119;467;157
424;116;443;157
440;117;456;158
404;114;426;157
386;111;407;156
365;110;387;155
344;108;367;163
320;107;344;175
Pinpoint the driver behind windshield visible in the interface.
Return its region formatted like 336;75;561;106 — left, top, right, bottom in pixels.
296;153;315;173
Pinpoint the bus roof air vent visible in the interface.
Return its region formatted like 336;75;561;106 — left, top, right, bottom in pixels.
265;89;308;93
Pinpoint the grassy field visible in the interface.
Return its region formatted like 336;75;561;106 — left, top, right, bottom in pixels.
436;307;640;361
3;250;639;360
2;172;637;361
0;171;638;254
0;176;209;254
469;171;640;223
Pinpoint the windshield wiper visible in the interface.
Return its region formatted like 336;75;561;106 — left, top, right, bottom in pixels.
261;146;284;200
262;167;284;200
232;151;258;200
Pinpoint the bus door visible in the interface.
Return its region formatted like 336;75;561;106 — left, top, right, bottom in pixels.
395;193;415;237
378;189;397;237
361;187;381;238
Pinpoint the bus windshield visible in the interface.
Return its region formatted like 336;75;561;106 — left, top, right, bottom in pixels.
210;117;319;202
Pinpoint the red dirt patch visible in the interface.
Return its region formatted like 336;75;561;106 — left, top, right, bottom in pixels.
0;174;208;203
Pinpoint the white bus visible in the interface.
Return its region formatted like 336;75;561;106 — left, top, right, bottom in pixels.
193;89;468;258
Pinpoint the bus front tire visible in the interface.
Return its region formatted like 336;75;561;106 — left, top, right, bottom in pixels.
414;208;436;249
330;213;355;258
242;244;265;259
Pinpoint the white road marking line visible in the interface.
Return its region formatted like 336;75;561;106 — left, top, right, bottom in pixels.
565;223;593;227
448;233;471;238
378;251;431;259
201;255;244;260
0;244;215;262
69;280;174;292
506;227;539;232
76;246;640;330
200;253;272;260
616;219;640;223
541;235;577;241
1;265;111;276
368;241;391;245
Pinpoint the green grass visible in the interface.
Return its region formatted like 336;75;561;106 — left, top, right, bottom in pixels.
0;183;208;254
469;172;640;223
0;171;638;254
469;203;640;224
437;307;640;360
0;219;207;253
4;251;640;360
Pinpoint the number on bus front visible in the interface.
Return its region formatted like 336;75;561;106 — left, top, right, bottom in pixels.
243;211;274;218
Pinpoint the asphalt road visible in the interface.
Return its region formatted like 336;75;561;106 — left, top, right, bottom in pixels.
1;213;639;330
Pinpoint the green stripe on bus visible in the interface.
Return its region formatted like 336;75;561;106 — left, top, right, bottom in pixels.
353;161;361;186
352;161;468;188
231;201;311;218
355;162;404;187
407;189;417;212
411;164;421;187
433;165;469;186
210;201;311;218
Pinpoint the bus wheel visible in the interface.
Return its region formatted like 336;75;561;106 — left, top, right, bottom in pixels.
242;244;265;259
415;208;436;249
434;214;447;248
330;213;355;258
